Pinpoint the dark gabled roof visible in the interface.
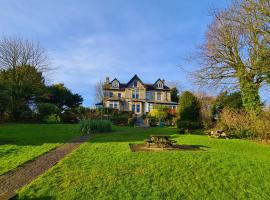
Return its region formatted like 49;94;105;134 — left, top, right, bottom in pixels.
110;78;120;84
144;84;170;91
126;74;144;86
153;78;163;86
106;75;171;91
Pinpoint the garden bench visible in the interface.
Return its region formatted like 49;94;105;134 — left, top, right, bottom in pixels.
145;135;177;148
144;138;154;147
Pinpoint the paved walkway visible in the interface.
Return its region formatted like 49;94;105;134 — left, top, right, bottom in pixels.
0;135;91;200
134;117;149;128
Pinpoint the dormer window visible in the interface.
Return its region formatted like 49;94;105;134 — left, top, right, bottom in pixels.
112;80;119;88
157;81;163;88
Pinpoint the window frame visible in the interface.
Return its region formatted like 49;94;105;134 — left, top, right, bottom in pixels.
136;104;140;113
157;92;161;101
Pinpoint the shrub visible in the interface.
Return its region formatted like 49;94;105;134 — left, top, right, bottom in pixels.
80;120;112;134
111;116;128;126
128;117;136;126
177;120;201;130
217;108;253;138
148;117;158;127
251;110;270;140
149;105;169;121
38;103;60;119
61;109;79;123
43;114;61;124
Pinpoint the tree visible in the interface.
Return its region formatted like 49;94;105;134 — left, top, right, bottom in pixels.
0;36;50;71
95;81;104;103
47;83;83;111
212;91;244;119
0;84;10;121
170;87;179;102
194;0;270;114
178;91;201;122
0;36;50;120
0;65;46;120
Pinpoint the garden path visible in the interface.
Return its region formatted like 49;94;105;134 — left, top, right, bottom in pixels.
0;135;91;200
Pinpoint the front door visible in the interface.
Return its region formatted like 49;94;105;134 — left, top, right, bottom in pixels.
132;102;142;115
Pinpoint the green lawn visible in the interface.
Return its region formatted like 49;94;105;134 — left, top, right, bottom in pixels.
17;126;270;200
0;123;80;175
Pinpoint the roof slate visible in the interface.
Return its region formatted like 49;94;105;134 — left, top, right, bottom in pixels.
108;75;171;91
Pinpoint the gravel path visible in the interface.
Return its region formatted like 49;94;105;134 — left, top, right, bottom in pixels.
0;135;91;200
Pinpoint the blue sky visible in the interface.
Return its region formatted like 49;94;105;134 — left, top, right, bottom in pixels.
0;0;232;106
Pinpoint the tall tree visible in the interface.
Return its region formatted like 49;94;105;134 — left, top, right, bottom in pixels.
178;91;201;122
47;83;83;111
170;87;179;102
194;0;270;114
0;36;50;120
0;65;46;120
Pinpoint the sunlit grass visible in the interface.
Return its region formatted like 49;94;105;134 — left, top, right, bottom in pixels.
0;123;80;175
17;126;270;200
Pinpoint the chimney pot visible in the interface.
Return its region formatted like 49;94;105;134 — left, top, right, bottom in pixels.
105;77;110;84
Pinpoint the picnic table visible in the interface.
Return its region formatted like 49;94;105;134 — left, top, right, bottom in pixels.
144;135;177;148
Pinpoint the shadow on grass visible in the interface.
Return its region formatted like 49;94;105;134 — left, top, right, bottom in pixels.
12;195;56;200
0;123;81;146
129;143;209;152
88;127;209;146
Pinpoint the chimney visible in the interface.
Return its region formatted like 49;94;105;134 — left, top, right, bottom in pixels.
105;77;110;84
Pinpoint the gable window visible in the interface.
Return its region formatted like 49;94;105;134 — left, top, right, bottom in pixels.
157;92;161;101
112;81;119;88
133;81;137;87
132;90;139;99
157;82;163;88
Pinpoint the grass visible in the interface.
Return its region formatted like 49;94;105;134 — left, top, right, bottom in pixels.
0;123;80;175
16;126;270;200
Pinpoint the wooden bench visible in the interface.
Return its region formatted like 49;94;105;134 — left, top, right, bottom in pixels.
144;139;154;147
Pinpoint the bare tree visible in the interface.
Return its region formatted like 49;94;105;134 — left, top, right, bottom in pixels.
95;81;104;103
0;36;50;72
194;0;270;114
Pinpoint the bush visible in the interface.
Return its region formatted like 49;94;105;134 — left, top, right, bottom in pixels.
128;117;136;126
38;103;60;119
218;108;270;139
61;109;79;123
80;120;112;134
43;114;61;124
177;120;201;130
148;117;158;127
149;105;169;121
251;110;270;140
217;108;254;138
110;116;128;126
